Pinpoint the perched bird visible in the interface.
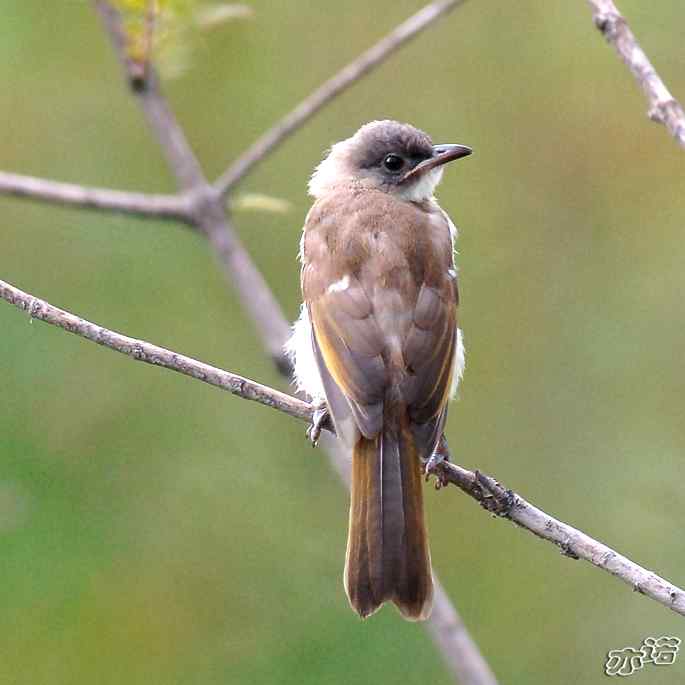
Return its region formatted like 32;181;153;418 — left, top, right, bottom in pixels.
286;120;471;620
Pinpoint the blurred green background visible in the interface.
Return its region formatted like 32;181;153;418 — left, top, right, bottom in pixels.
2;2;684;683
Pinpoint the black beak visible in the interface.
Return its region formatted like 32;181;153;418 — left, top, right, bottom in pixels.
401;143;472;183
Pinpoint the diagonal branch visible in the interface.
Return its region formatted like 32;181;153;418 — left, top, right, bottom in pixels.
0;278;310;424
3;275;684;621
215;0;468;195
0;170;192;222
587;0;685;148
435;458;685;618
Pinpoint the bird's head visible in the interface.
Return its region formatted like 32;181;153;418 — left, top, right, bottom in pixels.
309;120;471;202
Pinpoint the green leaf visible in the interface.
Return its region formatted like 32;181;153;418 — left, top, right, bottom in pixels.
232;193;293;214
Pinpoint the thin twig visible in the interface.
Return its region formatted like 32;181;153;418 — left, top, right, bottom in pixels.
214;0;468;195
587;0;685;148
0;171;192;222
2;276;684;622
431;458;685;618
0;278;310;424
95;0;206;190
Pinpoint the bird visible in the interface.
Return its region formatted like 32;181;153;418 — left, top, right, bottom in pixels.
286;120;471;621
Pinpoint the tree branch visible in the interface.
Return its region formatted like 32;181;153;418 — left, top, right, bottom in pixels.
0;278;310;424
214;0;468;195
587;0;685;148
0;171;192;222
433;458;685;618
2;275;684;622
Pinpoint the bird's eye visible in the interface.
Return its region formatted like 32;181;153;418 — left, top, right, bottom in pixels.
383;154;404;172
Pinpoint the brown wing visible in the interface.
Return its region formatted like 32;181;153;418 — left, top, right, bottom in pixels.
308;274;387;442
402;281;458;452
302;190;458;452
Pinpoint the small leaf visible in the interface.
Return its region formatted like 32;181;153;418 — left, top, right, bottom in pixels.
232;193;293;214
113;0;250;80
195;4;253;29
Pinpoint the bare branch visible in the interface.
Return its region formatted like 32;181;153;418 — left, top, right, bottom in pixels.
0;278;309;424
214;0;468;195
2;276;684;623
0;171;192;222
432;458;685;618
94;0;206;189
587;0;685;148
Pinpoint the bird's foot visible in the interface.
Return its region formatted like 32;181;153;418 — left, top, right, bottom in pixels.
423;435;450;490
306;402;331;447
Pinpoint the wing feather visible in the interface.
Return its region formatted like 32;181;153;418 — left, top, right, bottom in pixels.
301;190;459;454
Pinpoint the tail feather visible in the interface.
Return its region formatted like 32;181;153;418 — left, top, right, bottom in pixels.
344;437;376;617
396;416;433;618
344;413;433;621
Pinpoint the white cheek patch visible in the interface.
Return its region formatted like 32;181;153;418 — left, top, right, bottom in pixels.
308;142;350;198
327;274;350;294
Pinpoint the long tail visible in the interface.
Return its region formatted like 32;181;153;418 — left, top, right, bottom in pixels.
343;413;433;621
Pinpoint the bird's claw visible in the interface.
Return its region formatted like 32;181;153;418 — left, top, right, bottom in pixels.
423;445;449;490
306;403;330;447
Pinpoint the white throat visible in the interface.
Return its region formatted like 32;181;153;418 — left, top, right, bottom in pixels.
396;167;444;202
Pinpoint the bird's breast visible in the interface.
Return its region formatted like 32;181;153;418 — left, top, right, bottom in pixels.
302;189;453;298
